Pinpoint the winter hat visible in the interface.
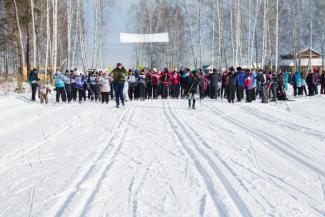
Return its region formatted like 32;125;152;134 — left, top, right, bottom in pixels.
236;67;242;71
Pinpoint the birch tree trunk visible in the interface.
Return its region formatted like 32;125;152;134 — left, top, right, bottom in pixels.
216;0;222;70
275;0;279;71
52;0;58;70
182;0;196;67
78;0;88;71
250;0;262;67
308;2;313;71
211;0;215;69
198;0;203;68
230;0;235;66
45;0;50;79
261;0;268;69
31;0;37;67
67;0;72;70
13;0;25;88
92;0;99;69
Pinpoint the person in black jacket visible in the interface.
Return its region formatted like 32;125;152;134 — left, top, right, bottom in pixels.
187;70;200;109
321;71;325;94
28;68;40;101
209;69;219;99
226;67;237;103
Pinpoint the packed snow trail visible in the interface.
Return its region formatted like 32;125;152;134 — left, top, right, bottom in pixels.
0;94;325;217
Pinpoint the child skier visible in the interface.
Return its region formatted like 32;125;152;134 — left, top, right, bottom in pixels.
38;81;51;104
187;70;200;109
99;72;111;104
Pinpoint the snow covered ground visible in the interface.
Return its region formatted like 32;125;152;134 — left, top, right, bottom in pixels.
0;92;325;217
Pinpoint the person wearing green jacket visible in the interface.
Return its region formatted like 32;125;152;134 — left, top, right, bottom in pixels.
111;63;127;108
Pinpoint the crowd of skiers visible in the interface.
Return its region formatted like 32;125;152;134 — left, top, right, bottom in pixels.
28;63;325;109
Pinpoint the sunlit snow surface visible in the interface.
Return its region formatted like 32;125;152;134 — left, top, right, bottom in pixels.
0;91;324;217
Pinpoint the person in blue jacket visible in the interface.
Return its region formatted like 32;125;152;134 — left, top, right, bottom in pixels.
75;72;86;103
284;70;289;91
252;69;258;100
28;68;40;101
292;71;301;96
52;68;67;103
63;70;72;103
236;67;244;102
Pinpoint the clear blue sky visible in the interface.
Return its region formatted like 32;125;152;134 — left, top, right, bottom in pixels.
86;0;137;69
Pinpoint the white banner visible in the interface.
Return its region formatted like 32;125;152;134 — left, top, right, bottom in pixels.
120;33;169;43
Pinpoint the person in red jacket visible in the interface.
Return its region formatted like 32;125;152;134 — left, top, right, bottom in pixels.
151;68;160;99
171;69;181;99
161;68;171;99
244;71;254;102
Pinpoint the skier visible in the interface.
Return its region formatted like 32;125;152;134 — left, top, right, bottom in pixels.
138;70;146;101
88;72;99;101
145;70;152;99
99;72;110;104
252;69;257;101
63;70;72;103
208;69;219;99
111;63;127;108
38;80;51;104
277;71;287;100
187;70;200;109
260;70;269;104
52;68;67;103
28;68;40;101
198;70;205;99
128;69;137;101
161;68;171;99
236;67;244;102
180;68;189;98
244;71;253;103
284;70;289;92
221;71;228;99
75;72;86;103
313;68;319;95
306;70;315;96
71;69;78;101
321;71;325;94
151;68;160;99
292;71;301;96
171;69;180;99
226;67;237;104
270;71;278;102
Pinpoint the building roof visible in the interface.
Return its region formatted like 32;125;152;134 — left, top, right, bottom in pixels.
279;58;323;67
279;48;323;67
281;48;321;60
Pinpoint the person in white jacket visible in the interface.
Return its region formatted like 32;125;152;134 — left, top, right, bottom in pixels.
123;75;129;102
99;72;111;104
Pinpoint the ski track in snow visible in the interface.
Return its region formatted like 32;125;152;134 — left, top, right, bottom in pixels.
162;101;229;217
237;105;325;141
0;106;95;174
184;104;321;213
205;104;325;178
45;107;135;217
163;101;255;217
166;101;253;217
